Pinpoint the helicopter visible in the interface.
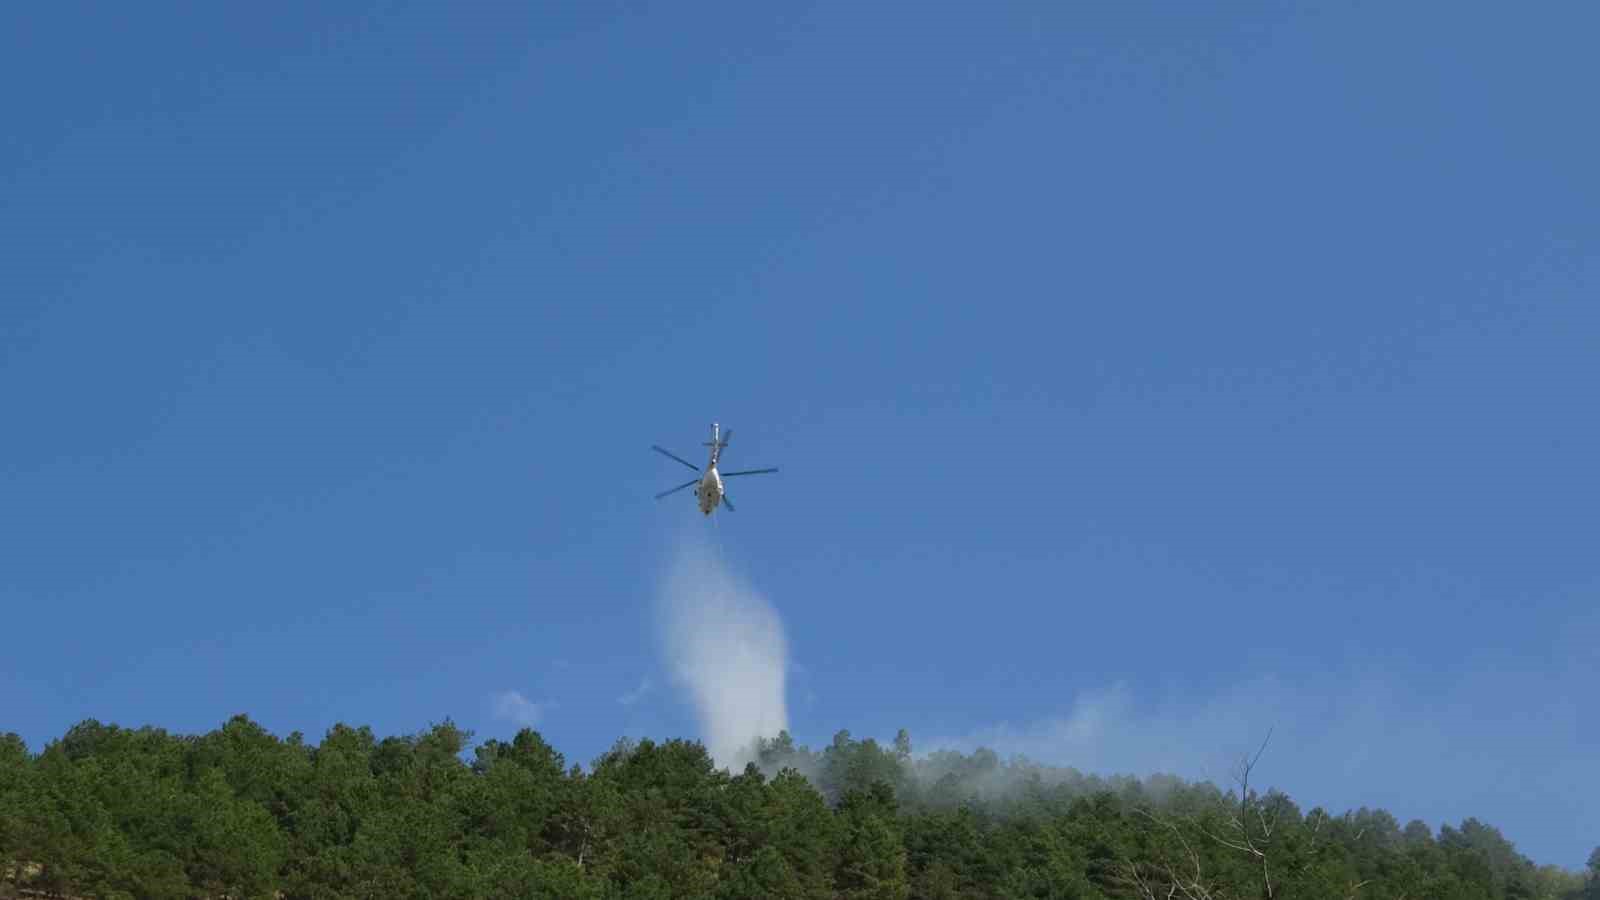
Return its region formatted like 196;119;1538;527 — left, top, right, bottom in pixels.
652;423;778;514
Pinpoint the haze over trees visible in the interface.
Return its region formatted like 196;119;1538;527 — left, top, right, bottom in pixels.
0;717;1592;899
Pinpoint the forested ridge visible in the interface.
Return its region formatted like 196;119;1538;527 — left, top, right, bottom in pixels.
1;717;1592;899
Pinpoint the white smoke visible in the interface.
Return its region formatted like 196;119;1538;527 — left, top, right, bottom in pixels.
657;537;789;769
490;690;548;728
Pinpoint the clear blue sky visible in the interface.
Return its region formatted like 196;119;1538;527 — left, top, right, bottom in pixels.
3;0;1596;867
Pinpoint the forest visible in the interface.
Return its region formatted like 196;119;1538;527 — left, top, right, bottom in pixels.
1;716;1593;899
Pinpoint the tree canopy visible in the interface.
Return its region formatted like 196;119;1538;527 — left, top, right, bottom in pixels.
0;717;1589;899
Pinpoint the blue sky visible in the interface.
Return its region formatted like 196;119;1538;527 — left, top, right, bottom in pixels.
3;0;1596;867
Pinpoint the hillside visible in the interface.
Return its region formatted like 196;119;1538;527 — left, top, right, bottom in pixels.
1;717;1592;899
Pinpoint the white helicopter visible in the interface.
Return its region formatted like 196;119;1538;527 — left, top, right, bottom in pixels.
652;423;778;514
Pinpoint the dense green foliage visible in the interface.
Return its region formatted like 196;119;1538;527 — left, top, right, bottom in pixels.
0;717;1590;899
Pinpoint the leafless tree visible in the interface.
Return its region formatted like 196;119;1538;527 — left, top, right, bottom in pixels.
1195;728;1277;898
1121;807;1221;900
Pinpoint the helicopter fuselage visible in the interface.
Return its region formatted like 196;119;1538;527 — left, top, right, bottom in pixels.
695;467;723;515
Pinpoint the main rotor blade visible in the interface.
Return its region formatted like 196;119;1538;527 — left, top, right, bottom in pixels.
721;494;735;512
720;428;732;448
719;467;778;477
651;445;700;473
654;478;699;500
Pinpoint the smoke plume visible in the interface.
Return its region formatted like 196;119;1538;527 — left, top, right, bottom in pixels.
656;538;789;769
